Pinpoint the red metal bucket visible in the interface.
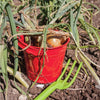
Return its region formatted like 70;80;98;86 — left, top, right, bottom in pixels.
18;35;70;84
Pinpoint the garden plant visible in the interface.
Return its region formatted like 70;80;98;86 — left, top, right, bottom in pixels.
0;0;100;100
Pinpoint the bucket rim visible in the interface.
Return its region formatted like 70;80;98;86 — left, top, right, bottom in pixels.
18;35;70;50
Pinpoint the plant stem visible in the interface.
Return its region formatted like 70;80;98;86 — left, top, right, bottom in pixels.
79;52;100;86
7;66;29;88
5;3;18;76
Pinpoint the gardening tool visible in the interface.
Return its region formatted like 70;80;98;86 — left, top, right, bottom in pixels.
34;59;83;100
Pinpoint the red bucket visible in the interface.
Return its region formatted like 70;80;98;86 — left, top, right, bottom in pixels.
18;35;70;84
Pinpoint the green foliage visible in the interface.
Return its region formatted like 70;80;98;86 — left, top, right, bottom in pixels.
0;44;8;94
0;0;100;99
0;2;28;96
5;3;18;76
69;0;100;86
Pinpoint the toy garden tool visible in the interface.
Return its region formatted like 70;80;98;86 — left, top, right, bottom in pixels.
34;59;83;100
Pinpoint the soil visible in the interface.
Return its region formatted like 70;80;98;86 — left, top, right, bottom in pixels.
0;0;100;100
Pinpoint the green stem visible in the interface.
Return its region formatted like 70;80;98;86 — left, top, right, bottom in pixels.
0;44;8;93
69;44;99;50
5;3;18;76
79;52;100;85
7;66;29;88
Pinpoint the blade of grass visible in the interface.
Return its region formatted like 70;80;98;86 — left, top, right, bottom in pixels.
14;80;26;95
6;16;25;28
69;44;99;50
5;3;27;95
89;26;100;47
70;9;79;45
9;32;43;42
75;48;88;76
0;44;8;96
74;0;82;25
79;47;100;68
3;44;8;100
79;52;100;86
0;15;6;40
50;1;79;24
86;22;100;32
83;2;100;15
5;3;18;76
0;45;7;83
69;0;100;86
7;66;29;88
79;18;96;44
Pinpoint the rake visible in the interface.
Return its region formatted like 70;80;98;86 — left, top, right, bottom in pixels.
34;59;83;100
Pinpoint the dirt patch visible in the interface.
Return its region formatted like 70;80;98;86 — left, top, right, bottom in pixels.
0;0;100;100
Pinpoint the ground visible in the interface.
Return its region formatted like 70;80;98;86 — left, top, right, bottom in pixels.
0;0;100;100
